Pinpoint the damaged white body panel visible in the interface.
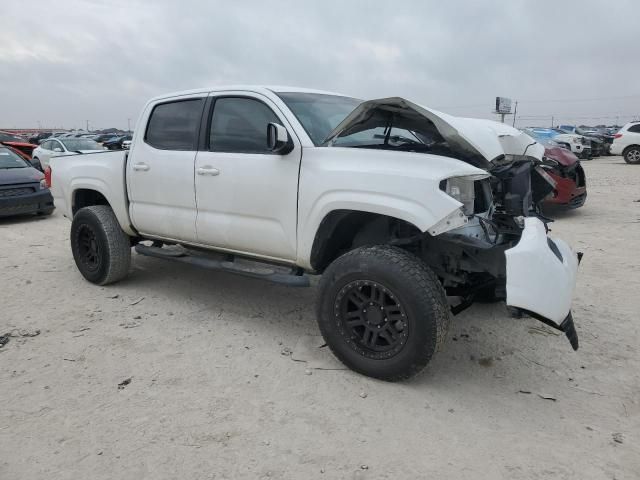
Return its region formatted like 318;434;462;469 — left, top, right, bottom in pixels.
505;217;579;323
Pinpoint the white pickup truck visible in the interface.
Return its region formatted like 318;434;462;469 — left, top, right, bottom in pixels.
49;86;580;381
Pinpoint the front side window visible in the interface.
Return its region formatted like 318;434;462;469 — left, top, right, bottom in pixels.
145;99;204;150
209;97;280;154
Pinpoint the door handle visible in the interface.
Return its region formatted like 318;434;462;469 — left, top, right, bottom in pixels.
133;163;150;172
197;166;220;176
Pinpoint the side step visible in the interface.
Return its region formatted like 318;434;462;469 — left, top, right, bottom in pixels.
135;244;310;287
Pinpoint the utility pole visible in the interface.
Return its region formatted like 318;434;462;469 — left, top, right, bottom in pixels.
551;116;554;128
511;101;518;127
86;120;89;132
127;118;131;132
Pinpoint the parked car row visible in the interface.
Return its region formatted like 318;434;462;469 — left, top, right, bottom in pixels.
558;125;614;156
524;127;596;159
523;122;640;164
25;131;133;149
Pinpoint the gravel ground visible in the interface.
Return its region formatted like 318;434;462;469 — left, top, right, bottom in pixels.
1;156;639;479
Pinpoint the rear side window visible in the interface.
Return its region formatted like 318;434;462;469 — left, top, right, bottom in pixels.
145;99;204;150
628;124;640;133
209;97;280;154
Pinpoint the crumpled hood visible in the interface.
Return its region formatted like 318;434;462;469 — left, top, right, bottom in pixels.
323;97;544;167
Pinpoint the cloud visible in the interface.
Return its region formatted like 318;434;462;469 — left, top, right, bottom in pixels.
1;0;639;129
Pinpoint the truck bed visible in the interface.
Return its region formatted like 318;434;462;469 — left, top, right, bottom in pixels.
49;150;135;235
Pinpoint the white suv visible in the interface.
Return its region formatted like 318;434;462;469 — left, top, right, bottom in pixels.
611;122;640;164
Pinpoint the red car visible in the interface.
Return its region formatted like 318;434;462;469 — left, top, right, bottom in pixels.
542;146;587;208
0;141;40;170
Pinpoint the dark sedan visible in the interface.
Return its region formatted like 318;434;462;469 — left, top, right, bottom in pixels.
0;145;54;217
103;135;132;150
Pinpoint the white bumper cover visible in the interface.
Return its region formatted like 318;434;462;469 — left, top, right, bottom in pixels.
505;217;579;324
610;142;624;156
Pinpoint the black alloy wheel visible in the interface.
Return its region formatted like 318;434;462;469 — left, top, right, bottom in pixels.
335;280;409;359
77;223;102;272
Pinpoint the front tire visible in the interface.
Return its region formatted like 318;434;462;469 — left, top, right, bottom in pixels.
316;245;450;381
623;146;640;164
71;205;131;285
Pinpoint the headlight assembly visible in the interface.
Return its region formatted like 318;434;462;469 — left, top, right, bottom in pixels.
440;174;488;215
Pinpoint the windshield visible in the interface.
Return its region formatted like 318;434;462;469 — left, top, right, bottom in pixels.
0;146;29;168
60;138;103;151
277;92;362;146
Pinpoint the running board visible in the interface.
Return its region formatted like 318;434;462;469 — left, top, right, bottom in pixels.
135;244;310;287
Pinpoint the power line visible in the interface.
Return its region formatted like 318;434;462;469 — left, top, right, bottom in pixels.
518;94;640;104
433;94;640;111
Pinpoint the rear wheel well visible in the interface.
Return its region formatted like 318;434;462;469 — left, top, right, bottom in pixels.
310;210;422;272
622;145;640;154
73;189;110;215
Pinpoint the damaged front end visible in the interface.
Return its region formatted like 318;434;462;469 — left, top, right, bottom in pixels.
325;97;582;349
421;159;581;350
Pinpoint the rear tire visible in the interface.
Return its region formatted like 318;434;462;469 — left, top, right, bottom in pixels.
623;146;640;164
71;205;131;285
316;245;450;381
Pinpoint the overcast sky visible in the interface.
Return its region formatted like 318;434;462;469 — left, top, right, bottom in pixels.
1;0;639;130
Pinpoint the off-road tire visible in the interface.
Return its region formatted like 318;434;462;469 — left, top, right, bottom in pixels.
623;146;640;164
316;245;450;381
71;205;131;285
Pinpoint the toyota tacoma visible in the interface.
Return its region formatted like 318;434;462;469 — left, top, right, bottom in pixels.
48;86;581;381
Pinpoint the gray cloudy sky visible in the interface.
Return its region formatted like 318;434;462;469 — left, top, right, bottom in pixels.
1;0;639;130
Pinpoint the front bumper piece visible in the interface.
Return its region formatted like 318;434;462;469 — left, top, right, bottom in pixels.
0;187;54;217
505;217;581;350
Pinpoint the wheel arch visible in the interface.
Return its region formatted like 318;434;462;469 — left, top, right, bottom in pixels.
622;144;640;155
68;178;136;236
72;188;110;215
309;209;422;273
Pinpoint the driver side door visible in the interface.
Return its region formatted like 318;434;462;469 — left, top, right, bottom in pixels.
194;93;302;261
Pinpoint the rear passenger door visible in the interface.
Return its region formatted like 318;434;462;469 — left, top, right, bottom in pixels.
127;96;205;242
194;93;301;261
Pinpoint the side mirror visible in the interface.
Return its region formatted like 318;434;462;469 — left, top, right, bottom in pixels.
53;147;63;153
267;122;293;155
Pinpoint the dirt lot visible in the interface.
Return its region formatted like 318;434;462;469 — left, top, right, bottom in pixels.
1;156;639;479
